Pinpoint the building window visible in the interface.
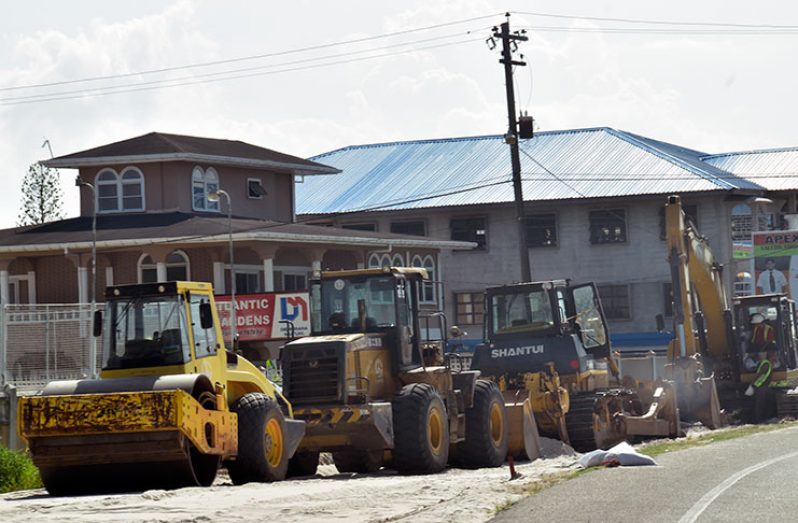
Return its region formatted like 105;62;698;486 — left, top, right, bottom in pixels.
235;271;261;293
192;166;220;211
283;272;307;291
368;253;406;268
597;284;630;319
663;283;673;317
342;223;377;232
95;167;145;213
412;255;436;304
390;221;426;236
247;178;266;199
450;217;486;250
138;251;190;283
455;292;484;325
590;210;627;244
525;213;558;247
659;204;698;239
731;204;752;241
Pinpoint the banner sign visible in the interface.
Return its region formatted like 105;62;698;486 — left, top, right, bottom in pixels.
214;292;310;342
752;231;798;301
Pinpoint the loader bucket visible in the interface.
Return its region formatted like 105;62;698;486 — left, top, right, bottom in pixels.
677;375;722;429
505;397;541;461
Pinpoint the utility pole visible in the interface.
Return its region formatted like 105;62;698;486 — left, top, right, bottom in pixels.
490;14;531;282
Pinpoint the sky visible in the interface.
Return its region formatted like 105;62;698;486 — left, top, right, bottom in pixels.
1;1;796;228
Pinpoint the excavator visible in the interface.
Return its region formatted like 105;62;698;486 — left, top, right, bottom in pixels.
663;195;798;421
470;280;681;452
18;281;305;495
281;267;524;476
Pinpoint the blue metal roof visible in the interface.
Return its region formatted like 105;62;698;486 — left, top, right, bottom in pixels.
702;147;798;191
298;127;763;215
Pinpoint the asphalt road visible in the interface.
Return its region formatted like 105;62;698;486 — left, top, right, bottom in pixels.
493;425;798;523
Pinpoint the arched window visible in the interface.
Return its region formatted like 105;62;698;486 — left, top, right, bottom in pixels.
120;167;145;211
193;166;220;211
138;251;190;283
95;167;145;212
368;253;400;268
412;255;436;304
96;169;119;212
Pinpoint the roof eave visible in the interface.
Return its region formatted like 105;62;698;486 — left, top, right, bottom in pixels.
42;153;340;175
0;231;473;254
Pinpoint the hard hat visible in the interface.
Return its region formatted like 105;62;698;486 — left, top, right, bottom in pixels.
751;313;765;324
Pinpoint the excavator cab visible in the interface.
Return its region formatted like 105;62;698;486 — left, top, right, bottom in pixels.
734;294;798;380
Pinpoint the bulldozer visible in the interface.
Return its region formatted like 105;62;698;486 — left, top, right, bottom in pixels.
280;267;524;475
18;281;305;495
470;280;681;452
662;194;798;422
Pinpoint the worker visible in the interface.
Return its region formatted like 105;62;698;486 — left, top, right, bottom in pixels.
745;348;778;422
750;313;775;351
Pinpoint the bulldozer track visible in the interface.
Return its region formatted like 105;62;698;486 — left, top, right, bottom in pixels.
565;393;599;452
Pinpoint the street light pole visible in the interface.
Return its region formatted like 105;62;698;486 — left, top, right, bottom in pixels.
208;189;236;347
75;175;97;377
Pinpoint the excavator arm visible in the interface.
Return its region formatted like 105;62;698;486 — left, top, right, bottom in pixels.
665;195;735;361
664;195;724;428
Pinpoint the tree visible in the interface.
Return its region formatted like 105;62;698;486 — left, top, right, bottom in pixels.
17;162;64;226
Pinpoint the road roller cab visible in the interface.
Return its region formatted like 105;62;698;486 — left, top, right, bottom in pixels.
18;281;305;495
282;267;516;476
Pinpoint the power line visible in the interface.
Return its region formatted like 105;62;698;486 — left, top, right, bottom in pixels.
0;37;484;106
0;13;504;93
519;25;798;35
512;10;798;29
0;29;489;104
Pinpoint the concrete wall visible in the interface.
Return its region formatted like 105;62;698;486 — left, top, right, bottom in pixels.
328;193;735;340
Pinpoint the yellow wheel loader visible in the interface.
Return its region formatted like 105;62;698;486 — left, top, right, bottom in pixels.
471;280;681;453
281;267;516;476
17;281;305;495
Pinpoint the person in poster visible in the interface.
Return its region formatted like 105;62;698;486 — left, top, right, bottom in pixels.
756;257;789;295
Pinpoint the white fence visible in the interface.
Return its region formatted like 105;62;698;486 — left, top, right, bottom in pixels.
0;303;101;393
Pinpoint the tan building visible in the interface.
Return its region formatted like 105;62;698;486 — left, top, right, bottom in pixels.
0;131;469;310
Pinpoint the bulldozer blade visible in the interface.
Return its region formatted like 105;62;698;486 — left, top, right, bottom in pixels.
505;397;541;461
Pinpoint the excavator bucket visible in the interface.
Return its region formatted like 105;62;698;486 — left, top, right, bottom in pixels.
504;396;541;461
677;375;723;429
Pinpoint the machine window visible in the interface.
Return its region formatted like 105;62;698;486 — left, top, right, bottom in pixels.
318;275;398;333
190;294;218;357
102;295;190;369
572;285;608;349
490;290;554;335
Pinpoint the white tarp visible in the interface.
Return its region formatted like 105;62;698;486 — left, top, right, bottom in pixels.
577;441;658;468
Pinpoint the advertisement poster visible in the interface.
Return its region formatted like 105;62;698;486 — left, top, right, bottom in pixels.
752;231;798;301
215;292;310;342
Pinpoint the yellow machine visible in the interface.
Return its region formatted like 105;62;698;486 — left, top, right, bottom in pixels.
281;268;518;475
471;280;680;452
18;281;305;495
663;195;798;421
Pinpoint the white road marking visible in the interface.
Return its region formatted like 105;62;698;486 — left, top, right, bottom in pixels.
679;450;798;523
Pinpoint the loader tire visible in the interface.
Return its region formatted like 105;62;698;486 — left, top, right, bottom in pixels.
391;383;449;474
332;450;383;473
287;451;320;477
226;393;289;484
456;379;508;468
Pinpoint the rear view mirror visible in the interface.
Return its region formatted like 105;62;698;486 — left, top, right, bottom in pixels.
93;310;103;337
200;302;214;330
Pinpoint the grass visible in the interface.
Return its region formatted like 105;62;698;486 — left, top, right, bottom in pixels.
639;421;798;458
0;446;42;493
